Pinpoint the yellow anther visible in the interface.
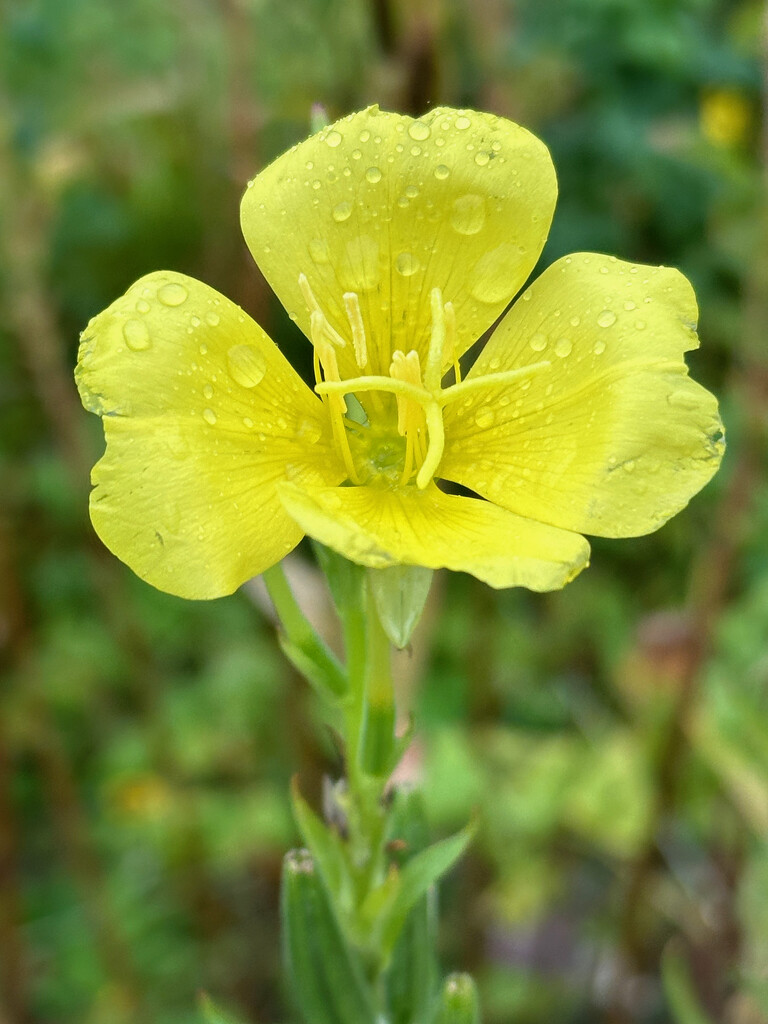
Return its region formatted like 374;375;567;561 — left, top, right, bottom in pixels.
343;292;368;369
299;273;346;349
444;301;461;383
424;288;446;393
390;350;425;435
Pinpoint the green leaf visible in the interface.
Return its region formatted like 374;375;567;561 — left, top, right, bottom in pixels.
369;565;433;648
379;819;476;954
277;633;347;701
435;973;481;1024
281;849;378;1024
662;943;716;1024
291;778;351;908
384;888;438;1024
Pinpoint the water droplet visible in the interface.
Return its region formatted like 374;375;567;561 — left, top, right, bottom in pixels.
205;311;220;326
597;310;617;328
203;408;217;426
474;406;495;429
569;315;581;327
332;201;353;222
635;319;646;330
451;194;486;235
122;319;151;351
555;337;572;358
530;333;547;352
297;417;322;444
365;166;382;183
474;151;490;166
623;300;636;311
227;344;266;388
199;342;208;355
136;299;150;314
408;121;430;141
243;416;254;429
593;340;606;355
325;130;342;148
203;383;214;399
311;179;322;190
434;164;450;180
667;390;700;411
351;149;362;160
455;115;471;130
157;282;188;307
395;252;420;277
359;129;371;143
309;238;330;264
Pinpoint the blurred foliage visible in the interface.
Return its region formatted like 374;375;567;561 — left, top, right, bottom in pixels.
2;0;768;1022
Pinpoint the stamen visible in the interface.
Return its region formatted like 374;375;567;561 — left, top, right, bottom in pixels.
316;375;431;407
310;312;360;484
440;361;551;405
343;292;368;369
424;288;446;392
299;273;346;349
444;302;461;383
416;402;445;489
390;351;425;435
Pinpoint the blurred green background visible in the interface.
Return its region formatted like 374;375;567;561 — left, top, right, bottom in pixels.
2;0;768;1021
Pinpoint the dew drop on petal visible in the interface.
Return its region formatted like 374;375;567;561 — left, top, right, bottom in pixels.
136;299;150;314
297;417;322;443
635;319;646;330
434;164;450;180
395;252;420;277
157;282;188;306
474;151;490;166
332;201;353;222
243;416;254;429
593;340;606;355
474;406;495;429
408;121;430;141
597;310;617;328
123;319;151;351
455;115;471;130
451;194;486;235
309;238;330;264
227;344;266;388
325;130;342;148
530;333;547;352
624;300;636;311
365;166;382;183
555;337;572;358
203;408;217;425
203;383;214;399
205;311;220;326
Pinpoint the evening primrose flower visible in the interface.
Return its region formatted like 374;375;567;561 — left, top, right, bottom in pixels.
76;106;724;600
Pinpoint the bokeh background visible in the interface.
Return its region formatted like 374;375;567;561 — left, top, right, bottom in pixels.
2;0;768;1021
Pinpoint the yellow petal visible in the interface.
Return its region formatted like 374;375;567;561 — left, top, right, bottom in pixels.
278;482;590;591
76;271;345;598
441;254;724;537
241;106;556;377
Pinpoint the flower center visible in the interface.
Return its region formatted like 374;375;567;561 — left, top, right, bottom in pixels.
298;273;551;490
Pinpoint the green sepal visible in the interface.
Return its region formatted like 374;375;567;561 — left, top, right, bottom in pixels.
312;541;365;617
435;973;481;1024
281;849;378;1024
291;778;352;911
369;565;433;649
277;633;348;702
198;993;245;1024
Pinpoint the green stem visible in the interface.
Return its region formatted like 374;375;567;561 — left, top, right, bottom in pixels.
262;563;348;698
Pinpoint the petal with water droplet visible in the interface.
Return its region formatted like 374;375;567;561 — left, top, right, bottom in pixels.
75;271;345;598
442;254;724;537
278;481;590;591
241;105;556;375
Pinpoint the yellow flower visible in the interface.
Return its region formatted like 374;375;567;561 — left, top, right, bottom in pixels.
76;106;724;600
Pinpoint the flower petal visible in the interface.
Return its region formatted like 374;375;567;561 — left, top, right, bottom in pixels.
76;271;345;598
278;482;590;591
241;106;556;376
441;254;725;537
